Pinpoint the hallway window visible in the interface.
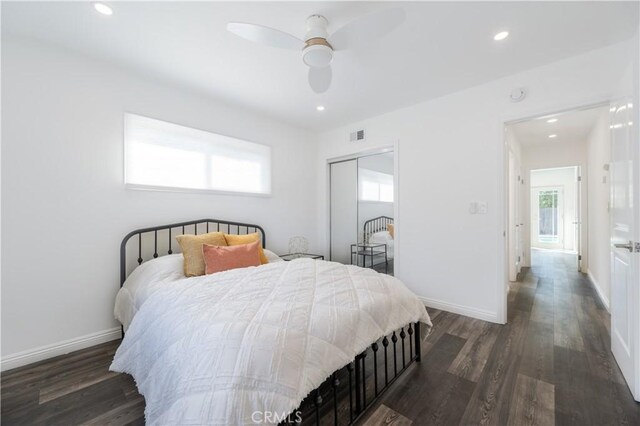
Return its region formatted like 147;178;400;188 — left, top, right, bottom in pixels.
538;190;559;242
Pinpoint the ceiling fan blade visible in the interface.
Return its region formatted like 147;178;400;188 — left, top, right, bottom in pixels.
328;8;405;51
309;66;332;93
227;22;304;50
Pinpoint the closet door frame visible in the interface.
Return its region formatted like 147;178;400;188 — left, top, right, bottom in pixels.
327;143;398;273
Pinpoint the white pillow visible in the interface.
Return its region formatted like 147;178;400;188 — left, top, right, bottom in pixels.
264;249;284;262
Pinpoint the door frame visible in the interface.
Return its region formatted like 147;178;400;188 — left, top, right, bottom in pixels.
499;99;610;324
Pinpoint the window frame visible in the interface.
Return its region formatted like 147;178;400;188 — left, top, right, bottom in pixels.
123;113;272;197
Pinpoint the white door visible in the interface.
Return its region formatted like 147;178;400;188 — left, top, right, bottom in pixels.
610;99;639;400
508;151;518;281
330;160;358;264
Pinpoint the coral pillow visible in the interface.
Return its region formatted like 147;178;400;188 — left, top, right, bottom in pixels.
202;240;262;275
176;232;227;277
224;233;268;264
387;223;395;239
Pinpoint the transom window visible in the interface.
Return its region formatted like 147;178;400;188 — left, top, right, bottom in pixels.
124;113;271;195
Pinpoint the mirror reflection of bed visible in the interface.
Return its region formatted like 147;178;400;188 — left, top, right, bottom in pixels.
361;216;394;275
329;150;395;276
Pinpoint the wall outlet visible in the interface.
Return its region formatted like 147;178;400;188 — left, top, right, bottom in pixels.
477;201;488;214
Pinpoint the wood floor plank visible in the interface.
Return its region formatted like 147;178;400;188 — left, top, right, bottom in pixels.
553;280;585;352
422;312;459;355
447;316;482;340
380;333;469;421
80;397;145;426
447;322;500;382
507;374;555;426
519;319;554;383
553;345;638;425
459;309;529;425
572;292;626;385
360;404;412;426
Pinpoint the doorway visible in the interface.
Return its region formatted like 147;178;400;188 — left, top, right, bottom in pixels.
529;166;581;269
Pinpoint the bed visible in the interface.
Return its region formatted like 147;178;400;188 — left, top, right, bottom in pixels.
111;218;430;425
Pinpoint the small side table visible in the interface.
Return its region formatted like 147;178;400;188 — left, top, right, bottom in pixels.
351;243;388;273
280;253;324;261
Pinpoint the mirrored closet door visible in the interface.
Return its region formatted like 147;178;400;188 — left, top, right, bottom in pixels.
329;151;395;275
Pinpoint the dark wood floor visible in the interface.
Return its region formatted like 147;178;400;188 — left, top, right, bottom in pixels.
2;250;639;425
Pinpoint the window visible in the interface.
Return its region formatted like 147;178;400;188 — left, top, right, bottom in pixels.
358;168;394;202
124;113;271;195
538;190;559;242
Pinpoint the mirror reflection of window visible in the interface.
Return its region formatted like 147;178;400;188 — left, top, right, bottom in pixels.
359;168;394;202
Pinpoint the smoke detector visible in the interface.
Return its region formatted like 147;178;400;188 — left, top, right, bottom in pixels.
510;88;526;103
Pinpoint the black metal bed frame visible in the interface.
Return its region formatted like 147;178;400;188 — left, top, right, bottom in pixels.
291;322;421;425
363;216;394;244
119;218;422;426
120;218;265;286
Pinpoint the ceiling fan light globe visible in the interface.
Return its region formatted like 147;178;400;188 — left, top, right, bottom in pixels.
303;44;333;68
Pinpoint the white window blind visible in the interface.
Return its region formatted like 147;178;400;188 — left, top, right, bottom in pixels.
359;168;394;202
124;113;271;195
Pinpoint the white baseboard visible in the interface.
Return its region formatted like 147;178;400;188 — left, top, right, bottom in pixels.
419;296;499;323
587;269;610;312
1;327;121;372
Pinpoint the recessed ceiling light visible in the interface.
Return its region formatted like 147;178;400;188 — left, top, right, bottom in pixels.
494;31;509;41
93;3;113;16
547;118;558;123
548;134;557;139
316;105;325;111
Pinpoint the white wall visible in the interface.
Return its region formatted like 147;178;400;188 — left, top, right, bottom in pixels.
1;37;317;366
316;39;635;323
586;109;612;309
530;167;579;251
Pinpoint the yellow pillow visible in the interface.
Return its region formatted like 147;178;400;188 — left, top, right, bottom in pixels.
224;233;268;264
387;223;395;239
176;232;227;277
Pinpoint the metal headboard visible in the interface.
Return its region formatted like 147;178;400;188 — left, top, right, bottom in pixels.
363;216;394;244
120;218;266;286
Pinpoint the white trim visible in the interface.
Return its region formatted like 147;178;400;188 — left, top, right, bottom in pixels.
419;296;499;323
587;269;610;312
1;327;121;372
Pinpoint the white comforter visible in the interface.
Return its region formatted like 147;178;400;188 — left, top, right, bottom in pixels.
110;259;431;425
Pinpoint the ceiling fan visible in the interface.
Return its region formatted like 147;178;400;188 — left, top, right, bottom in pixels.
226;8;405;94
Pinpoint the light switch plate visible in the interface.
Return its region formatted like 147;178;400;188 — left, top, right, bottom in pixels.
477;202;488;214
469;202;478;214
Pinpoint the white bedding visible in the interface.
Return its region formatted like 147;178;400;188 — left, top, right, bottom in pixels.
114;249;283;331
111;258;430;425
369;230;394;259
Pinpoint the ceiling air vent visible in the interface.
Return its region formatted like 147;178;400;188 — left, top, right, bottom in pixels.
350;129;365;142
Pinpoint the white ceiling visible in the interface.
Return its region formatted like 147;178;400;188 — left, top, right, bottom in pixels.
510;105;610;147
3;1;638;130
